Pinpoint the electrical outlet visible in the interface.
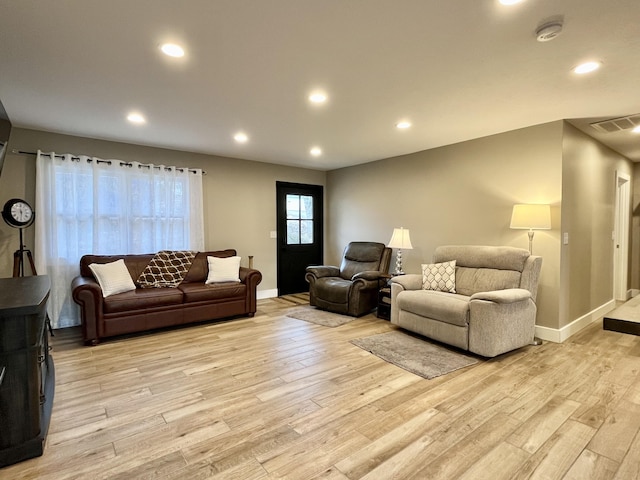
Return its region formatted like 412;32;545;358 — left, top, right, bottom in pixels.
563;232;569;245
270;231;277;238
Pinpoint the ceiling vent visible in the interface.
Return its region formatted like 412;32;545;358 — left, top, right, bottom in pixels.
590;114;640;133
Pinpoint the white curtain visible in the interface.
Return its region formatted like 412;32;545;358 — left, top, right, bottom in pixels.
35;150;204;328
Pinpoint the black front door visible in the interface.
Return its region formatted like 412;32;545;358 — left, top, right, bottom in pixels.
276;182;323;295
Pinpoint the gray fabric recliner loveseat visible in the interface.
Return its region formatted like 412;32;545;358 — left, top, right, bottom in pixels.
390;245;542;357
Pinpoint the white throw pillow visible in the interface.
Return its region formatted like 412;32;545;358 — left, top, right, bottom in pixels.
89;259;137;297
422;260;456;293
206;256;241;283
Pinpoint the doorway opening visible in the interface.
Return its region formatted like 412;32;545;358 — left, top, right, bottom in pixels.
613;171;631;301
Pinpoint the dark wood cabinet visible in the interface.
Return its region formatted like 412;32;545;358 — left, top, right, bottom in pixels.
0;275;54;468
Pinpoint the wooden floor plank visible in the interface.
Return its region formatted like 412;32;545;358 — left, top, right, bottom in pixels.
3;294;640;480
563;449;619;480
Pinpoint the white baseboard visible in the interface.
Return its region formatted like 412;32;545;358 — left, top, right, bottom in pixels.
535;299;616;343
257;289;278;300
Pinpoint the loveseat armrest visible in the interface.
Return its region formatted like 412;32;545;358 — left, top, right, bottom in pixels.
71;275;104;345
390;274;422;291
390;274;422;324
468;288;536;357
305;265;340;279
470;288;531;304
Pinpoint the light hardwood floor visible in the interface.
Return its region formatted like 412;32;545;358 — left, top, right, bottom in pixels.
3;294;640;479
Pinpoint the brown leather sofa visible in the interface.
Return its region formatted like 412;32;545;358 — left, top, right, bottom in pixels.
71;249;262;345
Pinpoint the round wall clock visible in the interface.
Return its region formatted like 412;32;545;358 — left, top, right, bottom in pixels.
2;198;35;228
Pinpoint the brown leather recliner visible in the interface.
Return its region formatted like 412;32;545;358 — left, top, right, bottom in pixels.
305;242;391;317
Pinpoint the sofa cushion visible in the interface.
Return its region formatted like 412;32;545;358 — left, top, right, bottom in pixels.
339;242;386;280
103;287;184;314
181;250;238;283
315;277;352;304
455;267;521;297
206;255;241;283
422;261;456;293
179;283;246;303
89;259;137;297
434;245;529;271
137;250;196;288
397;290;470;327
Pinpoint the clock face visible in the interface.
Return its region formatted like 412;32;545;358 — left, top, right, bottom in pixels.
2;198;35;228
11;201;32;223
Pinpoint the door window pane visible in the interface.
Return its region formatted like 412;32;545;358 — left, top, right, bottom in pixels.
286;194;299;219
300;195;313;219
301;220;313;244
287;220;300;244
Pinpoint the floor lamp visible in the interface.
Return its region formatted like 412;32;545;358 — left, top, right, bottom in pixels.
510;204;551;254
510;204;550;346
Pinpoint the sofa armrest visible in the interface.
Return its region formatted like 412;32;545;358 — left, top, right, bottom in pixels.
71;275;104;345
470;288;531;304
239;267;262;315
305;265;340;279
352;270;385;282
239;266;261;284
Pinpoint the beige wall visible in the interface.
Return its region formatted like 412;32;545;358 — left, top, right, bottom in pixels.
0;128;326;293
560;122;633;327
327;121;564;329
1;122;633;337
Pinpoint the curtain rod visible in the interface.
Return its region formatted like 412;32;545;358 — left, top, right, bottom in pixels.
11;149;206;175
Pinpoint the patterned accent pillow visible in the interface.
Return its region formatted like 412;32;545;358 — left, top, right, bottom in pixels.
137;250;196;288
422;260;456;293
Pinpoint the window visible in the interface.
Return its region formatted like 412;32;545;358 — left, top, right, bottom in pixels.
35;151;204;328
286;194;313;244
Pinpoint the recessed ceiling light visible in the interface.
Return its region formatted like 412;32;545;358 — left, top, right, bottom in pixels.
309;92;327;104
160;43;185;58
234;132;248;143
573;61;601;74
499;0;524;5
127;112;146;124
310;146;322;156
632;125;640;134
396;121;411;129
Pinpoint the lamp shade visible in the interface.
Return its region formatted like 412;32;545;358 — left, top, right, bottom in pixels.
510;204;551;230
388;227;413;249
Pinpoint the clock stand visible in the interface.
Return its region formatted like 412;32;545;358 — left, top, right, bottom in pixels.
13;226;37;277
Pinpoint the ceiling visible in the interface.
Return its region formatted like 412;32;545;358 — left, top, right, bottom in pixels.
0;0;639;171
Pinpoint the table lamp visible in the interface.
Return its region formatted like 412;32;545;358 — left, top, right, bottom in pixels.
387;227;413;274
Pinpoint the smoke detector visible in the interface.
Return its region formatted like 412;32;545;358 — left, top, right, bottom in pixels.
536;21;563;42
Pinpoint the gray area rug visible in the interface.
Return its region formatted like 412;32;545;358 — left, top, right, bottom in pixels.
286;306;356;327
351;330;480;379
